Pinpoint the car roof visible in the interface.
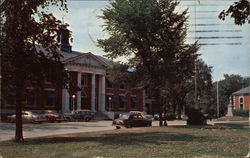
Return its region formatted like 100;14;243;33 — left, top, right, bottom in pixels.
129;111;144;114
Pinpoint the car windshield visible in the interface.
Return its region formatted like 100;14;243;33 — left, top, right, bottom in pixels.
119;114;129;119
45;111;56;114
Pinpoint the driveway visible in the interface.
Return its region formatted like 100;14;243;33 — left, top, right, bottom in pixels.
0;121;114;142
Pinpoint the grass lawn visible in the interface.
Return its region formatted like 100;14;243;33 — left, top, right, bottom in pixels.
0;122;249;158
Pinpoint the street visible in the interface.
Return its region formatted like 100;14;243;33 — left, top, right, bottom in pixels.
0;121;115;142
0;120;188;141
1;120;247;142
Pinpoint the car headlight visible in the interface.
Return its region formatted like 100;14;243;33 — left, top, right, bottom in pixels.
118;120;124;124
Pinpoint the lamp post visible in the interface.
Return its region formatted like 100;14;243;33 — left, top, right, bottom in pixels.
197;96;200;109
72;94;76;113
108;97;112;112
216;81;219;118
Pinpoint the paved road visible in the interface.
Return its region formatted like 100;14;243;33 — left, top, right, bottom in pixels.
0;120;187;141
1;120;247;142
0;121;115;142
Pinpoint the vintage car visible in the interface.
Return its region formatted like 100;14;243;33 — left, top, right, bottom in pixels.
64;109;95;121
7;111;47;123
41;110;65;122
144;114;154;120
112;113;152;129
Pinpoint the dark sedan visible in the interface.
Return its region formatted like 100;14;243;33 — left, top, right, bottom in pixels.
64;109;95;121
112;113;152;129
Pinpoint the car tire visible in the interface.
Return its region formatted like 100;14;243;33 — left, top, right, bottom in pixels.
49;117;56;122
85;117;91;122
147;123;152;127
125;125;132;128
116;126;121;129
9;118;15;123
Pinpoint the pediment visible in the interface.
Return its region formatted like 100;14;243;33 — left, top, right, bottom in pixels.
64;52;109;69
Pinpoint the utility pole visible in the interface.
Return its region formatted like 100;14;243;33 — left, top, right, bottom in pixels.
194;62;198;109
194;0;198;110
0;1;3;122
217;81;220;118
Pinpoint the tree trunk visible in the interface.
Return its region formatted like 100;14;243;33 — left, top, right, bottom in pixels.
163;107;168;126
158;97;163;126
159;111;163;126
177;103;182;120
14;83;25;142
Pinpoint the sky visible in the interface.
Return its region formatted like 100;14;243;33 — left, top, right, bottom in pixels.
50;0;249;82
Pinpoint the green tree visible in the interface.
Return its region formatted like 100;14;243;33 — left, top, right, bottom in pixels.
98;0;198;126
211;74;249;116
219;0;250;25
165;59;212;120
1;0;68;142
185;60;213;112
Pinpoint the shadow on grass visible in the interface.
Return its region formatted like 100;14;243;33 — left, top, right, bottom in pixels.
213;122;249;129
19;131;213;146
0;122;107;132
168;121;249;130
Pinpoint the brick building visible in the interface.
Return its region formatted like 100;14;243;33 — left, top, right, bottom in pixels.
232;86;250;111
1;25;146;119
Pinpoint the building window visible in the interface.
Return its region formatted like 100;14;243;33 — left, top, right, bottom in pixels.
239;97;244;109
131;97;137;109
81;90;88;109
26;91;37;106
6;92;16;105
45;91;56;107
119;83;125;89
119;96;127;109
106;95;114;111
107;80;114;89
81;74;88;87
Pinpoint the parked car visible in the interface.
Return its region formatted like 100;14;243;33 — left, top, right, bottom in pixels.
64;109;95;121
112;113;152;129
144;114;154;120
41;110;64;122
7;111;46;123
154;114;159;120
129;111;145;115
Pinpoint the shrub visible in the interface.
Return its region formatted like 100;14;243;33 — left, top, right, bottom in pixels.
233;109;249;117
186;108;207;125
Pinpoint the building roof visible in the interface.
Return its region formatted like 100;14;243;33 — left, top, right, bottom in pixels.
232;86;250;96
61;50;115;68
35;45;115;68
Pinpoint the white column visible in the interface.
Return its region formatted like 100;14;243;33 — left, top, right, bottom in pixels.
91;74;96;112
77;72;82;110
62;89;69;113
99;75;106;113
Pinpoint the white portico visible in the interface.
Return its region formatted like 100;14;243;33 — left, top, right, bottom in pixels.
61;52;110;114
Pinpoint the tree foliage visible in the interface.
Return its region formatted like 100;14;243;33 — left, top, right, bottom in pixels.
98;0;199;125
0;0;68;142
185;60;213;110
219;0;250;25
211;74;249;116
